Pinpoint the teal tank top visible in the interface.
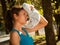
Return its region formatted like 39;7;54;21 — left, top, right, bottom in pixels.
12;28;34;45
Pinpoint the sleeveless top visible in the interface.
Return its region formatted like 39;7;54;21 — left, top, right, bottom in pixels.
12;27;34;45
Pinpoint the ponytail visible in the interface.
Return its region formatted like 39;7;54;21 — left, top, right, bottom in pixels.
5;10;13;33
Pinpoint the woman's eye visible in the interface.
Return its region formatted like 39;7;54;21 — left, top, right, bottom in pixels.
24;13;26;15
24;13;26;16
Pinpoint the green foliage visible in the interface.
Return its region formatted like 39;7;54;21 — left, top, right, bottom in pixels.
26;0;32;4
38;9;43;15
51;0;60;14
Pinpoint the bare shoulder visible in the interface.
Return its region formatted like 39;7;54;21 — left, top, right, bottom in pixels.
10;31;20;45
10;31;19;38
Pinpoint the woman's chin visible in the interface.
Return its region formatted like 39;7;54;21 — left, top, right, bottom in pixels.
21;21;27;25
22;22;26;25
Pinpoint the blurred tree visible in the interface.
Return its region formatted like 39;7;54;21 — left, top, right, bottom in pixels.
55;0;60;41
19;0;27;5
54;14;60;42
0;0;15;34
52;0;60;41
7;0;15;8
0;0;8;33
42;0;56;45
31;0;42;10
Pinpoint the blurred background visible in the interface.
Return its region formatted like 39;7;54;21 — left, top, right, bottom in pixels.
0;0;60;45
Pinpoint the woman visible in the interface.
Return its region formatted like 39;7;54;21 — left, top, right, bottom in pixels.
6;5;48;45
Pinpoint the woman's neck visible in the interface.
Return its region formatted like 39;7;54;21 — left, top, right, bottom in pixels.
13;22;23;31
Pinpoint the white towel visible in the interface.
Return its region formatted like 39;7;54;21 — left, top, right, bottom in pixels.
22;3;41;28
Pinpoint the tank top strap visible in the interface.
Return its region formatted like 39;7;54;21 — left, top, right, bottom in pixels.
22;27;29;36
12;28;22;36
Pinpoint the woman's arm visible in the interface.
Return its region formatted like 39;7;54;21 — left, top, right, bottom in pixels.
10;32;20;45
26;15;48;32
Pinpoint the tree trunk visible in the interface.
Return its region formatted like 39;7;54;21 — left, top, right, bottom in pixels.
41;0;56;45
54;14;60;41
55;0;60;41
58;25;60;40
0;0;8;34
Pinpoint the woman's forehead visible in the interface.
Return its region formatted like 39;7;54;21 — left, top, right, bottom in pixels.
20;9;28;14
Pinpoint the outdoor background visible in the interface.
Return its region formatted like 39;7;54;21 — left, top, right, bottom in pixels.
0;0;60;45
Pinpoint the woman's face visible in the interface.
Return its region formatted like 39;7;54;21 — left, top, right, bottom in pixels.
14;9;29;25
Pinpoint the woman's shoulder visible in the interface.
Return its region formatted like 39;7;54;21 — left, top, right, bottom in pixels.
10;31;20;45
10;31;20;38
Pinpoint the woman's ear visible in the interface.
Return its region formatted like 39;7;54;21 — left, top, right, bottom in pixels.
13;14;18;20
